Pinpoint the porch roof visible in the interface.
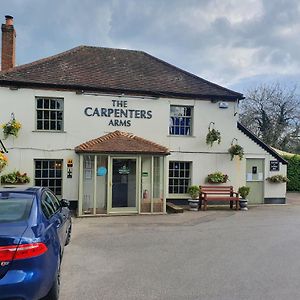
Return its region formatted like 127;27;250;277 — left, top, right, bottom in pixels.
75;130;170;155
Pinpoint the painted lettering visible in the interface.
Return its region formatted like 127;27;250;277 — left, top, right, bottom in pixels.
92;108;100;116
147;111;152;119
84;107;93;116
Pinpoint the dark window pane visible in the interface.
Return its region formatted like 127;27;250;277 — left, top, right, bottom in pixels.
50;111;56;119
179;186;184;193
57;121;62;131
44;111;49;119
37;121;43;130
42;161;48;169
42;179;48;186
35;170;41;178
37;110;43;119
56;188;62;195
49;161;55;169
35;179;41;186
49;170;55;178
56;170;62;178
50;121;56;130
42;170;49;177
57;112;63;120
44;121;49;130
55;179;62;187
44;99;49;109
50;100;56;109
35;161;41;169
37;99;43;108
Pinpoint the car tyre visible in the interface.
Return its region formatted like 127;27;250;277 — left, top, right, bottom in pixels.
43;261;60;300
65;224;72;246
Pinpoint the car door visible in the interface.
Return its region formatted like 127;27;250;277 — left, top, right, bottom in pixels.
46;190;69;247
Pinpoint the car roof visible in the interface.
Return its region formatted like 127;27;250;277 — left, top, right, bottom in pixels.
0;186;44;194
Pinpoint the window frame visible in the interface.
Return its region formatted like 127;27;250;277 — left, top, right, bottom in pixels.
35;97;64;132
168;161;192;196
169;105;193;136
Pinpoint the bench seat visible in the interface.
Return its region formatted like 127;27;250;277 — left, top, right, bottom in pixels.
199;185;239;211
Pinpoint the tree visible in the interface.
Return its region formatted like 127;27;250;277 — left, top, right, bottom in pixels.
239;83;300;153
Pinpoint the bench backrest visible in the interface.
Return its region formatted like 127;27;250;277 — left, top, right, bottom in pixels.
200;185;234;194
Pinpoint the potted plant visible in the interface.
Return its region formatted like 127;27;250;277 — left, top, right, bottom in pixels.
187;185;200;211
2;113;22;139
266;175;289;183
207;172;229;184
206;122;221;147
228;144;244;160
0;152;8;172
238;186;250;211
1;171;30;185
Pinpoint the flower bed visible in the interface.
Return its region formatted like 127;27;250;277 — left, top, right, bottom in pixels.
1;171;30;184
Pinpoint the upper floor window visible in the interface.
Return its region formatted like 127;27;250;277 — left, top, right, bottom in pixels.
36;97;64;131
169;106;192;136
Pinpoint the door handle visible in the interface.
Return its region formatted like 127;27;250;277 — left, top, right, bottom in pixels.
56;220;61;228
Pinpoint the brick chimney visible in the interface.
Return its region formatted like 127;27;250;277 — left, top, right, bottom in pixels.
1;15;16;71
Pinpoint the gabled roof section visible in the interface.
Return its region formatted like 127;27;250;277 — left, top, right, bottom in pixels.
0;46;243;101
75;130;170;155
237;122;288;165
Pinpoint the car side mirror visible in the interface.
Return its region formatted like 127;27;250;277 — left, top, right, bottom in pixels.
61;199;70;208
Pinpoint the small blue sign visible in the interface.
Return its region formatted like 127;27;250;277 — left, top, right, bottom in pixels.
97;167;107;176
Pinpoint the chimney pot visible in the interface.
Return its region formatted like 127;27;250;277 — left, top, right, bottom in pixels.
5;15;13;26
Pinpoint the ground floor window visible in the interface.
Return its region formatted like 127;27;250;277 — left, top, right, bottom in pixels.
35;159;63;195
168;161;191;194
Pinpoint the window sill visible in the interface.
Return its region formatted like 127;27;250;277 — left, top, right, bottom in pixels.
167;194;190;199
32;130;67;133
167;135;195;138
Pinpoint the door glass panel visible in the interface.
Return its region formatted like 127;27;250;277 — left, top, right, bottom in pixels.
153;157;164;212
82;155;94;215
112;159;136;209
141;157;152;213
96;156;108;214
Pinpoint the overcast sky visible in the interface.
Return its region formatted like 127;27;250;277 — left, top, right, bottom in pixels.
1;0;300;93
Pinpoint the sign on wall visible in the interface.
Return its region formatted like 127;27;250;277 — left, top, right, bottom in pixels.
270;160;280;171
84;99;153;128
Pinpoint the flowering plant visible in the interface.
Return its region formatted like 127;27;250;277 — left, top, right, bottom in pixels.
2;114;22;138
266;175;289;183
1;171;30;184
0;152;8;172
207;172;229;183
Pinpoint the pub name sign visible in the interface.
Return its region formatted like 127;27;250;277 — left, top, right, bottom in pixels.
84;100;152;127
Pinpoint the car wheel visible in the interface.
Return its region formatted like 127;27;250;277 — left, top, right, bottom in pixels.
43;260;60;300
65;224;72;246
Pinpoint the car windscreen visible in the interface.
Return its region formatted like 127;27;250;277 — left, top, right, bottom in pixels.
0;192;34;222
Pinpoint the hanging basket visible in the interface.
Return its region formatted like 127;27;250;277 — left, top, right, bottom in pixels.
228;139;244;160
206;122;221;147
0;152;8;172
2;113;22;139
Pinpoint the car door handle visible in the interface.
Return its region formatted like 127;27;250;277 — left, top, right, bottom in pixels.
56;220;61;228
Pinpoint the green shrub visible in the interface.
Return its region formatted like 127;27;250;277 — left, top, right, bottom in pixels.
283;155;300;191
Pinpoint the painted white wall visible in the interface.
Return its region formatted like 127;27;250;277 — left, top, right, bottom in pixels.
0;86;287;201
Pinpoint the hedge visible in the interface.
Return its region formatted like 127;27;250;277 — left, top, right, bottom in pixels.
283;155;300;191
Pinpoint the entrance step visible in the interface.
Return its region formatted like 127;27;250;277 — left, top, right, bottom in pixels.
166;202;184;213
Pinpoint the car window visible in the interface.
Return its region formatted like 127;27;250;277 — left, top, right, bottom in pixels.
46;191;61;211
0;192;34;222
41;192;56;219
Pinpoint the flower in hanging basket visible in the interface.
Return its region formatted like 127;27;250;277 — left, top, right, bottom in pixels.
228;144;244;160
207;172;229;183
266;175;289;183
206;128;221;147
2;117;22;139
0;152;8;172
1;171;30;184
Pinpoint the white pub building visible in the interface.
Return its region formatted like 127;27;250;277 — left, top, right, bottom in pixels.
0;16;287;216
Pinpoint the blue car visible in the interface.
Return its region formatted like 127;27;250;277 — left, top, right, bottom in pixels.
0;187;72;300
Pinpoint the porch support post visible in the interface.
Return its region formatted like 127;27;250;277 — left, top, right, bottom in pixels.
78;154;83;216
163;156;167;214
93;155;97;215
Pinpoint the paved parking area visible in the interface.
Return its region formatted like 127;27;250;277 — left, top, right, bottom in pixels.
60;195;300;300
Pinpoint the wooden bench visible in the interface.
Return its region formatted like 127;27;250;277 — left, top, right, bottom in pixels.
199;186;239;211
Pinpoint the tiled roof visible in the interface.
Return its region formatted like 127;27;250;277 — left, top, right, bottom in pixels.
0;46;243;100
75;130;170;155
